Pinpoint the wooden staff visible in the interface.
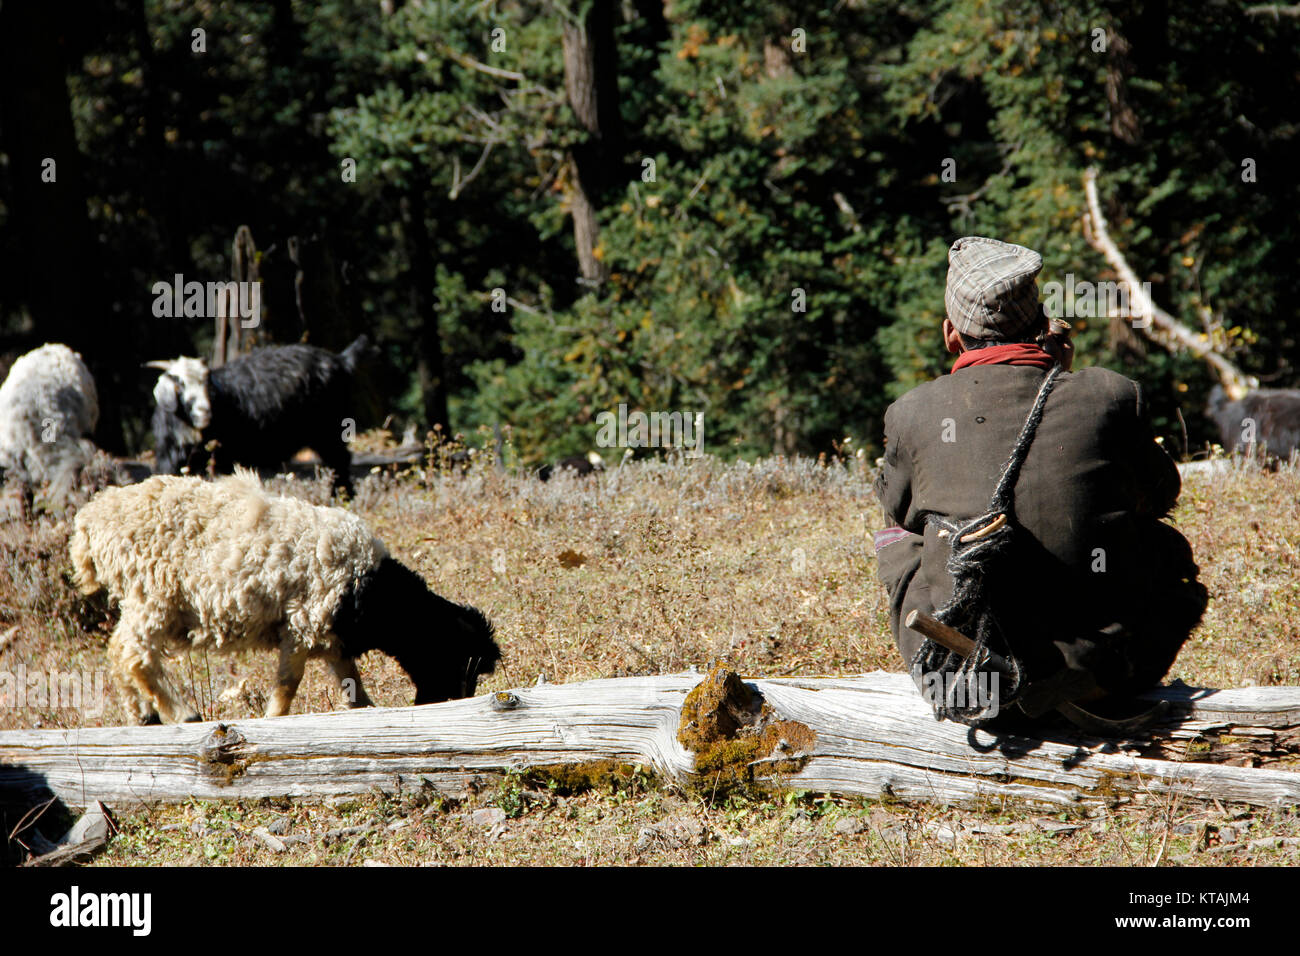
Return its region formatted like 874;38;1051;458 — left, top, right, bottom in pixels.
905;609;1012;674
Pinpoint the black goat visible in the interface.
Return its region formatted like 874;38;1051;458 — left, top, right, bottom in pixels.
150;336;373;494
1207;385;1300;461
538;452;605;481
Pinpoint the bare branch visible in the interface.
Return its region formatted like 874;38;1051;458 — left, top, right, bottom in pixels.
505;296;541;314
449;142;495;200
1082;168;1257;400
1245;3;1300;17
437;44;526;82
465;103;505;133
832;191;863;234
941;145;1020;218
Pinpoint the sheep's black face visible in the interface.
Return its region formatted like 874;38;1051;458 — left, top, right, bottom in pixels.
411;604;501;705
334;557;501;706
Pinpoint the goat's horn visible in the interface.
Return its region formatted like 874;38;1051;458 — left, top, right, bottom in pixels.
143;360;174;370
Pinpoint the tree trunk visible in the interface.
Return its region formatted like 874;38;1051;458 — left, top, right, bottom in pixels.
632;0;669;46
1104;28;1142;145
559;2;623;285
0;0;123;452
128;0;186;271
401;189;450;434
3;671;1297;810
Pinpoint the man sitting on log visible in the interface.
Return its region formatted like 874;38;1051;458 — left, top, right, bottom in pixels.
873;236;1207;730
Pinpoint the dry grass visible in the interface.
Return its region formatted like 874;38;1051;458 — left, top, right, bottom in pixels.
1;444;1298;866
80;784;1300;868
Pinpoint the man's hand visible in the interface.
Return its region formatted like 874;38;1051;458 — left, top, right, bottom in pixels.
1041;317;1074;370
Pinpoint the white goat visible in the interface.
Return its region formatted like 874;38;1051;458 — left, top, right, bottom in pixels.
0;344;99;496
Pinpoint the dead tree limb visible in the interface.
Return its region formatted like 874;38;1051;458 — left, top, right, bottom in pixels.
437;44;526;82
1245;4;1300;17
2;671;1298;812
213;226;260;367
1082;168;1257;399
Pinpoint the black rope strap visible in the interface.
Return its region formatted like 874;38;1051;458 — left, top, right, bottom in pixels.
911;364;1063;724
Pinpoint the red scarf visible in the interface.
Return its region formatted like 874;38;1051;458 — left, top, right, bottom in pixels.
951;342;1057;373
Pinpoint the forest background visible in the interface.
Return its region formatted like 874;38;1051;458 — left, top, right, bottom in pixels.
2;0;1295;465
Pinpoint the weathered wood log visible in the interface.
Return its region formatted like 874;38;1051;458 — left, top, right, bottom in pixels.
1;671;1297;811
105;458;154;485
20;801;113;867
105;446;445;491
347;443;426;475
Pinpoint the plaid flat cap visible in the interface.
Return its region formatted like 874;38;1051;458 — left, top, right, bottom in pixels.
945;236;1044;340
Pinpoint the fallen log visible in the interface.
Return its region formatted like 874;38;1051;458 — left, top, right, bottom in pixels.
347;442;426;474
1;670;1297;811
20;801;113;867
105;445;447;489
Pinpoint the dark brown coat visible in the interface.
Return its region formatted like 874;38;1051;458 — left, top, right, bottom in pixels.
874;364;1205;696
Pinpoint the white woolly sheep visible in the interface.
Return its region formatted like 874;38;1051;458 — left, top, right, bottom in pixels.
0;344;99;495
69;471;500;724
